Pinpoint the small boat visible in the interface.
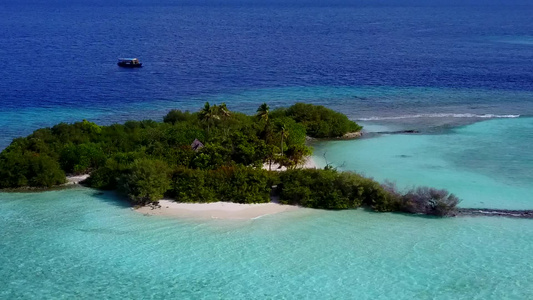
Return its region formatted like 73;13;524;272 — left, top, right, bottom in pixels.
117;58;142;68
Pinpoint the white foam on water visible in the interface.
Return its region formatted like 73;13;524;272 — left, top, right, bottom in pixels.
357;113;521;121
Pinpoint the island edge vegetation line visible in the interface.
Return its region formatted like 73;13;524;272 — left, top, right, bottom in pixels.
0;103;459;216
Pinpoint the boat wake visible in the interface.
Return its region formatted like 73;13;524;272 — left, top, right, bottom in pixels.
357;113;521;121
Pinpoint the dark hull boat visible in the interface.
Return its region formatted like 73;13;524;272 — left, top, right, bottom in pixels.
117;58;142;68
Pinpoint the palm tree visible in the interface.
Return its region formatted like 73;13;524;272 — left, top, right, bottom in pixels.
218;102;231;119
257;102;273;144
277;123;289;156
199;102;220;135
215;102;232;138
256;103;270;122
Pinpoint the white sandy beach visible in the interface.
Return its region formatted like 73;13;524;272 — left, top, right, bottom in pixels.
63;157;316;219
136;200;300;220
137;156;317;220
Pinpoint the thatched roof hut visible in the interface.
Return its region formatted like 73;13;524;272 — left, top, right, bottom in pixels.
191;139;204;151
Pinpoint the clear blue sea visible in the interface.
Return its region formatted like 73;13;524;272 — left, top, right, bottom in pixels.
1;188;532;299
1;0;532;298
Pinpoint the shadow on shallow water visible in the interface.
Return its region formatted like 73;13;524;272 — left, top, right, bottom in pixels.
87;189;132;209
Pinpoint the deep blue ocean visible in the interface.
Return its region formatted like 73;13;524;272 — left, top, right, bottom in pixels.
1;0;533;148
1;1;533;298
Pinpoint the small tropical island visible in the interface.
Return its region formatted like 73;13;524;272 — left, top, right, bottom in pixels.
0;103;461;217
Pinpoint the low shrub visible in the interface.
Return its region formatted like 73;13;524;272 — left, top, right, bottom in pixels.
283;103;362;138
118;159;171;204
169;167;217;203
400;187;460;216
0;152;65;188
277;169;391;210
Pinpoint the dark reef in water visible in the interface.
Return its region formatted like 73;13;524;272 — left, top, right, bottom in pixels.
455;208;533;219
376;130;421;134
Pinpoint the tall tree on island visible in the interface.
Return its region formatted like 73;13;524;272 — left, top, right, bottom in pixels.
264;144;279;171
199;102;220;136
218;102;231;119
257;103;276;169
256;103;270;123
217;102;232;139
276;123;289;156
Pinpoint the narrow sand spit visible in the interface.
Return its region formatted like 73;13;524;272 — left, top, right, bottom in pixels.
136;200;300;220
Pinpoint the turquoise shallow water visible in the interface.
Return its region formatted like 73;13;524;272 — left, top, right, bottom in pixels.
1;188;532;299
313;117;533;210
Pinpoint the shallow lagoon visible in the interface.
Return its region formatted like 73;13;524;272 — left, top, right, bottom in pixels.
314;117;533;210
1;188;532;299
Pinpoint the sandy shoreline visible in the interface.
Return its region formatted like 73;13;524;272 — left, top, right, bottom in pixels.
138;156;316;220
67;157;316;220
136;200;300;220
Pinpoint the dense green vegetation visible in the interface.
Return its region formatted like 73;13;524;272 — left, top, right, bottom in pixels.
271;103;362;138
277;168;396;210
0;103;357;190
277;169;459;216
169;166;274;204
0;102;459;216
